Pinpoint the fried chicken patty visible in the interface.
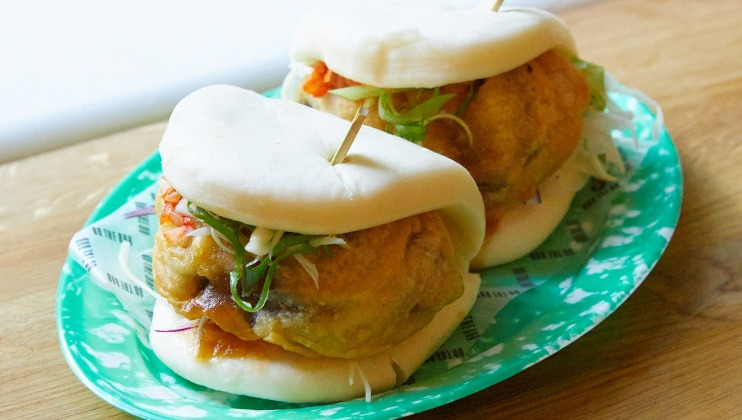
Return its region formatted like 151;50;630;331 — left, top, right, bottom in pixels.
153;187;464;360
301;50;590;235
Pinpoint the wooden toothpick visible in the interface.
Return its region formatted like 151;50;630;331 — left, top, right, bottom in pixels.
330;106;368;165
492;0;504;12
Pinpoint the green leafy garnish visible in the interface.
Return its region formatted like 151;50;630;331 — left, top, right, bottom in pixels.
572;57;608;112
187;204;333;313
379;91;455;142
455;81;477;116
377;90;455;125
330;86;458;143
329;85;390;101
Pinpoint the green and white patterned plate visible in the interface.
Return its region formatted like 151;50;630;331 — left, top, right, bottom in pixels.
56;90;681;419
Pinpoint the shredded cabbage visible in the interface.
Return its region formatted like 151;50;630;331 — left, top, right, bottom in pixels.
245;226;277;256
209;227;235;254
174;198;192;216
571;59;663;182
117;241;158;299
310;236;347;248
605;73;665;141
193;315;208;358
185;226;211;237
348;362;372;403
293;254;319;289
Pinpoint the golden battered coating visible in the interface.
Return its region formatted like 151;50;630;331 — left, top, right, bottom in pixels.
451;50;589;233
302;50;589;235
153;191;464;360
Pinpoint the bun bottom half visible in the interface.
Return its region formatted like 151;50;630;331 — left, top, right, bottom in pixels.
149;273;480;403
471;159;590;270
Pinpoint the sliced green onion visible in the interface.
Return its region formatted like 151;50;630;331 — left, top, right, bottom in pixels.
394;123;427;143
456;81;476;116
186;203;335;313
329;84;459;144
378;92;455;125
329;85;391;101
427;112;474;145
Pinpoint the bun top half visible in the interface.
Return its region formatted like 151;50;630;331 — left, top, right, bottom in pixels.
290;4;577;88
160;85;485;262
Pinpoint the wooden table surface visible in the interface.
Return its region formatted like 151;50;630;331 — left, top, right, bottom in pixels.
2;0;740;418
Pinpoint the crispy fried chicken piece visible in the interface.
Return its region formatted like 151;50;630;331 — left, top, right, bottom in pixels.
438;50;589;233
153;190;463;359
302;50;589;235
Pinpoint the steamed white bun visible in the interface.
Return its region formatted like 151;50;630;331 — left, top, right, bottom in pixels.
160;85;485;264
471;155;590;269
290;5;576;88
149;273;480;403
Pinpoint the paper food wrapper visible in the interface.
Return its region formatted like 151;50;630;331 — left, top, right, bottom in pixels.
66;85;674;386
69;185;159;329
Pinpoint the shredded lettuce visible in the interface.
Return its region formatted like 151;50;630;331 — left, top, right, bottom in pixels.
566;57;637;182
572;57;608;112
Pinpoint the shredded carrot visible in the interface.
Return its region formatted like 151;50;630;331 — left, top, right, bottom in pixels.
159;178;196;244
159;201;175;225
302;61;360;97
163;225;193;245
159;181;195;228
160;201;195;228
159;179;181;203
302;62;330;97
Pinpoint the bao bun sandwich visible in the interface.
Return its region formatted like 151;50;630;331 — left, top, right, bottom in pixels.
150;85;485;403
282;2;626;268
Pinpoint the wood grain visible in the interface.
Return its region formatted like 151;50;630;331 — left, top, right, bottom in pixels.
1;0;740;418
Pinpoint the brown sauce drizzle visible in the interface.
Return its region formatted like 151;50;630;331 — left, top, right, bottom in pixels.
195;320;284;361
